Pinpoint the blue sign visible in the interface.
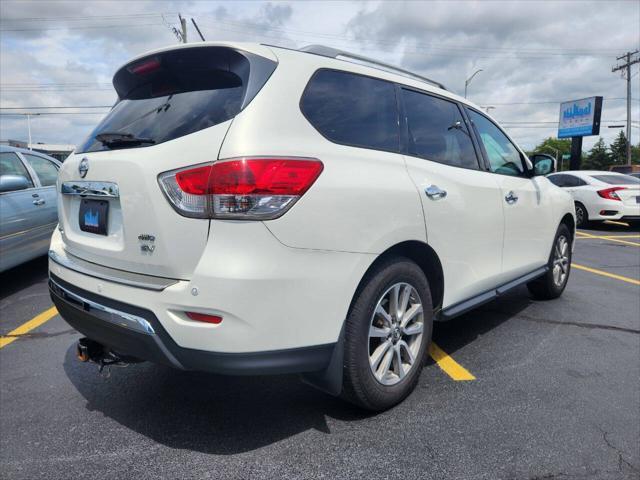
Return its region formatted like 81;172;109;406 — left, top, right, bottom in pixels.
557;96;602;138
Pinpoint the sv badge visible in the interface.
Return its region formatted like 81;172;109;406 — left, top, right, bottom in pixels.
138;233;156;254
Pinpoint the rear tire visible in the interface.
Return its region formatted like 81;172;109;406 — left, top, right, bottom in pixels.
527;223;572;300
341;257;433;411
575;202;588;228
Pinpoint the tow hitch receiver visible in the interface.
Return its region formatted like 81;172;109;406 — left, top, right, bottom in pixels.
76;338;139;375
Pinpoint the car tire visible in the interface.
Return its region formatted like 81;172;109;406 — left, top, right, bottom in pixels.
527;223;572;300
341;257;433;411
575;202;588;228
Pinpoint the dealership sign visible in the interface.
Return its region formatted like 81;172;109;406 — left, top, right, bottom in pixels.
557;96;603;138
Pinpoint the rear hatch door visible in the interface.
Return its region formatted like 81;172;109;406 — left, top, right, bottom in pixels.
57;44;276;279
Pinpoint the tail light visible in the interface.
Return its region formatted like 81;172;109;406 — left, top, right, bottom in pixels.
158;157;323;220
597;187;625;201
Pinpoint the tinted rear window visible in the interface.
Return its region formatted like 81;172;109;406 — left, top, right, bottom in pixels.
78;47;274;153
590;174;640;185
300;69;399;152
402;89;479;169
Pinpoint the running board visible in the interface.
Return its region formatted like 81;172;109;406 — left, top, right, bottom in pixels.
438;266;548;321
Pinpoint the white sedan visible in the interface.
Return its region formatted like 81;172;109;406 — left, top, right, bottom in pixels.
547;170;640;227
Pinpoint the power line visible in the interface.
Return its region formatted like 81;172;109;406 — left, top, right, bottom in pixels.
0;106;111;110
0;23;166;32
1;13;177;22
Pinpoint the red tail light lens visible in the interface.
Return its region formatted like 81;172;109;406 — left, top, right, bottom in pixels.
186;312;223;324
159;157;323;219
597;187;625;201
128;57;161;75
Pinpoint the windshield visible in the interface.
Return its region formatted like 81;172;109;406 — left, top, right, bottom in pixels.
590;174;640;185
77;47;273;153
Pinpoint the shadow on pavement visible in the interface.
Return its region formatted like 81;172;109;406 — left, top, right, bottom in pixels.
583;222;640;233
63;346;372;454
62;287;536;455
431;286;533;360
0;255;49;302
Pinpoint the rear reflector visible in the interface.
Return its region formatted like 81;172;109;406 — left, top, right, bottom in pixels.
186;312;223;324
597;187;625;201
159;157;323;219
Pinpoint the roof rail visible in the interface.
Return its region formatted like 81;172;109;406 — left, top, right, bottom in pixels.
299;44;447;91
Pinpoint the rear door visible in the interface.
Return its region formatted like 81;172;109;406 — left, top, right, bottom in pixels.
400;88;505;306
56;45;277;279
0;151;40;270
466;109;556;278
20;152;59;230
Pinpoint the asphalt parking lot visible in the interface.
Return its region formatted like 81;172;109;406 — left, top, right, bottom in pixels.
1;223;639;480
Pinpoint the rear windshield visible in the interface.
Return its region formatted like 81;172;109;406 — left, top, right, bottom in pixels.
590;174;640;185
77;47;275;153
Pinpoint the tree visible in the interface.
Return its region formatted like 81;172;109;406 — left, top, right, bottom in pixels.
531;137;573;170
632;143;640;165
582;137;611;170
609;131;628;165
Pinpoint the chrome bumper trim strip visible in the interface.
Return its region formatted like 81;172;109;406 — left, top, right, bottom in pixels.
49;249;179;291
49;276;155;335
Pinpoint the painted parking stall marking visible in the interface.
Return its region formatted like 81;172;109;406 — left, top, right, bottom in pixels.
0;306;58;349
572;263;640;286
428;342;476;381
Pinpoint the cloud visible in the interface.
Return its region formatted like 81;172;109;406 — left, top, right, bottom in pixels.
0;0;638;150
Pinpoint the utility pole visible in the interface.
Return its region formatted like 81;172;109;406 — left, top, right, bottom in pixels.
179;14;187;43
612;50;639;166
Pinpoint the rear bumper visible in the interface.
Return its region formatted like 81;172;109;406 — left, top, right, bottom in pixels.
50;274;335;375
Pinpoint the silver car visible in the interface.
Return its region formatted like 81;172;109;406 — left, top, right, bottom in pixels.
0;145;61;272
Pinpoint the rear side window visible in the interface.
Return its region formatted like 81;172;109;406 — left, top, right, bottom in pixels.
78;47;275;153
0;152;34;188
548;174;567;187
590;174;640;185
402;89;479;169
22;154;58;187
301;69;399;152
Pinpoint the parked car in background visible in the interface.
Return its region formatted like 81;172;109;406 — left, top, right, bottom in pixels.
609;164;640;175
49;42;575;411
547;170;640;227
0;145;61;272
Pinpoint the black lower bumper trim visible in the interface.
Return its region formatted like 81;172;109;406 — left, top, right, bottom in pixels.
49;274;335;375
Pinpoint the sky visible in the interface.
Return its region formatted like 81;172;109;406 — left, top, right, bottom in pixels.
0;0;639;151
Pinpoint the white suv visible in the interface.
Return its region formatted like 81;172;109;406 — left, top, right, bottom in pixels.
49;42;575;410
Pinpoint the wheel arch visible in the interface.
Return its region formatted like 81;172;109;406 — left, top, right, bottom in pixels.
350;240;445;314
560;211;576;241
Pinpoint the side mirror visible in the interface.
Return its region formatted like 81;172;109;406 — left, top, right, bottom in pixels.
530;154;556;176
0;174;31;193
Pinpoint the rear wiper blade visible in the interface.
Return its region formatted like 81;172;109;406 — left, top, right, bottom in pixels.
95;132;155;147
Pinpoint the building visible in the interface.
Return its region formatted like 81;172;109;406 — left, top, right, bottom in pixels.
0;139;74;162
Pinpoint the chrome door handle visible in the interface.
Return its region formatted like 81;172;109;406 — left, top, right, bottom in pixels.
33;199;46;206
505;191;518;204
425;185;447;200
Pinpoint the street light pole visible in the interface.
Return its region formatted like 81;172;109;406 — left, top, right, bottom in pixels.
464;69;483;98
27;114;33;150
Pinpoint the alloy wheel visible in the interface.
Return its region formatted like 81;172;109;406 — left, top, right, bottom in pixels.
368;283;424;386
552;235;570;287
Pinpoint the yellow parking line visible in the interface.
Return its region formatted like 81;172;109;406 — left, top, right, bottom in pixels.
428;342;476;381
575;231;640;247
573;263;640;286
0;307;58;349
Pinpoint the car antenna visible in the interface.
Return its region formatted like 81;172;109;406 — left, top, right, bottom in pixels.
191;18;206;41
